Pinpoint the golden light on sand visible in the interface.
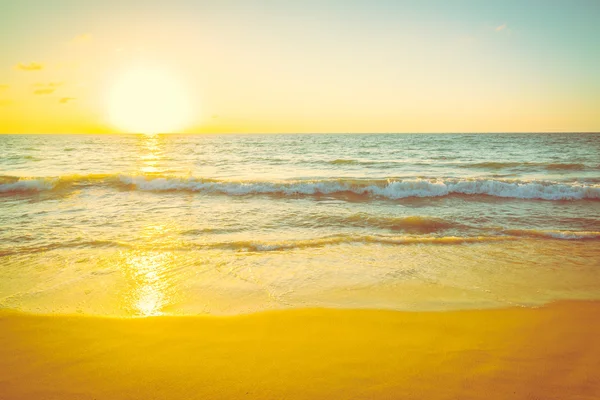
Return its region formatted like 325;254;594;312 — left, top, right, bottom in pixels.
107;67;192;134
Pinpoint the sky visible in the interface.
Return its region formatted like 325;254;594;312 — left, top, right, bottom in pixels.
0;0;599;133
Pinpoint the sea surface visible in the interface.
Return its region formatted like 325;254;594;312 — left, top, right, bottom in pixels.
1;133;599;316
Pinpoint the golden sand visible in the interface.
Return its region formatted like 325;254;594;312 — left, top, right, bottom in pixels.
1;301;599;399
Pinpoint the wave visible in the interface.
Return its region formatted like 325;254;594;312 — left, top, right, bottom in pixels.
324;160;592;171
3;230;597;257
545;163;588;171
120;176;600;201
329;159;363;165
314;214;458;233
0;178;54;193
503;229;600;240
0;174;118;193
0;239;133;257
209;235;518;251
466;162;527;169
177;215;459;235
1;174;599;201
0;235;515;256
325;158;400;167
0;228;600;257
464;162;589;171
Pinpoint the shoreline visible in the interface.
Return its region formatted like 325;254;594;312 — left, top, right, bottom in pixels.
1;300;599;399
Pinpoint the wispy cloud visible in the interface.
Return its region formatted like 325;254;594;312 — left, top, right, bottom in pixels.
34;82;63;88
59;97;76;104
72;33;92;44
495;23;507;32
33;82;63;95
33;88;56;95
15;62;44;71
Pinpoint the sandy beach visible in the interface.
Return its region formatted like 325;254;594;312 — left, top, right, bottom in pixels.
1;300;598;400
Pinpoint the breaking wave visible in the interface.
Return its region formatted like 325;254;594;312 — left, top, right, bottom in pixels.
1;174;599;201
118;175;600;201
0;178;55;193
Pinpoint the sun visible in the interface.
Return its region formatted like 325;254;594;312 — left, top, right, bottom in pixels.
107;67;192;134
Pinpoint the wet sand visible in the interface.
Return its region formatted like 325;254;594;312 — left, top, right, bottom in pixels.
1;301;599;399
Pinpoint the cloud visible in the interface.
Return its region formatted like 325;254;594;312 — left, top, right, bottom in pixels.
0;99;12;107
0;84;8;91
59;97;76;104
495;24;507;32
72;33;92;43
34;82;63;88
33;88;55;95
33;82;63;94
15;62;44;71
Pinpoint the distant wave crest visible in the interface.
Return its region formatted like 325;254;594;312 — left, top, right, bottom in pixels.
465;161;589;171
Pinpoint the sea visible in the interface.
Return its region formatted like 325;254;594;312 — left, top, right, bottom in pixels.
1;133;599;316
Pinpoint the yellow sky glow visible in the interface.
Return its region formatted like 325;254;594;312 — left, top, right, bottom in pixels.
0;2;599;133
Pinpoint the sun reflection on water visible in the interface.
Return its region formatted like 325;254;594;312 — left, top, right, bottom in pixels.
117;136;192;316
138;134;166;175
124;250;173;316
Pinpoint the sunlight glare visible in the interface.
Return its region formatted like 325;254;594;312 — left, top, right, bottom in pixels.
107;67;192;134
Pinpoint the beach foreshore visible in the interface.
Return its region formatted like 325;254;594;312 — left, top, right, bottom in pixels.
1;301;599;400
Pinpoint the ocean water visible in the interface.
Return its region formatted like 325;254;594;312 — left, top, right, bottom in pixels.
1;133;599;316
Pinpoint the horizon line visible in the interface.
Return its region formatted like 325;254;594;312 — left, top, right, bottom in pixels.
1;131;599;135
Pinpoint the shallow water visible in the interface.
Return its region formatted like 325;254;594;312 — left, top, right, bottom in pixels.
1;133;599;316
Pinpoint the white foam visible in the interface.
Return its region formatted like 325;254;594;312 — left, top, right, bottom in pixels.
506;229;600;240
545;231;600;240
0;179;54;193
119;176;600;201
